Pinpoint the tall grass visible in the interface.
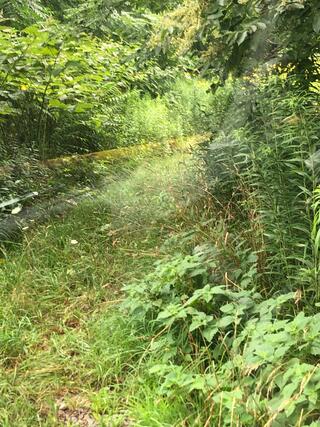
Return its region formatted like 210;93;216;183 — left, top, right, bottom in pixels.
114;77;213;147
204;75;320;296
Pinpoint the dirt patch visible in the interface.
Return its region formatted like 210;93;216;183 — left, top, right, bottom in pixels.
57;398;98;427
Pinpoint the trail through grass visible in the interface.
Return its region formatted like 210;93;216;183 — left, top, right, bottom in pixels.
0;150;204;426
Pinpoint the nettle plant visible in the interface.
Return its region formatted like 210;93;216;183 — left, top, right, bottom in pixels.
123;237;320;425
123;241;259;344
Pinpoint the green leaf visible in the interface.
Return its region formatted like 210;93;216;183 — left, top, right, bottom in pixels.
49;99;67;109
237;31;248;46
188;376;206;392
217;315;234;328
313;13;320;33
189;312;213;332
220;303;235;314
74;102;94;113
203;324;218;341
23;25;40;36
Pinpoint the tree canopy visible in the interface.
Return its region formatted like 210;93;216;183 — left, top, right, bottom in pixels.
152;0;320;86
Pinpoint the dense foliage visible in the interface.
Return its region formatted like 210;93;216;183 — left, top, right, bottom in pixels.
153;0;320;86
1;0;320;426
121;1;320;426
0;0;210;202
0;7;202;160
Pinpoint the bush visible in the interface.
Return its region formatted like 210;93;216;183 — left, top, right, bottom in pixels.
165;77;213;134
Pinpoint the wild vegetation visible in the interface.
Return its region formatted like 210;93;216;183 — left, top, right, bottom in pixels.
0;0;211;203
1;1;320;426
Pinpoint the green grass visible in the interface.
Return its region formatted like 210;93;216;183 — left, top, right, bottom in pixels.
0;150;204;426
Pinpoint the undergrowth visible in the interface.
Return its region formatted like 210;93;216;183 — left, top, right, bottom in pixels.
2;76;320;427
3;130;320;425
2;1;320;426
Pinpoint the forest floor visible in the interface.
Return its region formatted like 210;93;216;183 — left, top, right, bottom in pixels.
0;146;205;426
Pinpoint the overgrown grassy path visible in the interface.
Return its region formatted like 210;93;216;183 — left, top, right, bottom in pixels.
0;150;202;426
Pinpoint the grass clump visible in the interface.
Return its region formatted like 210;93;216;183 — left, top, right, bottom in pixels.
112;77;213;148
